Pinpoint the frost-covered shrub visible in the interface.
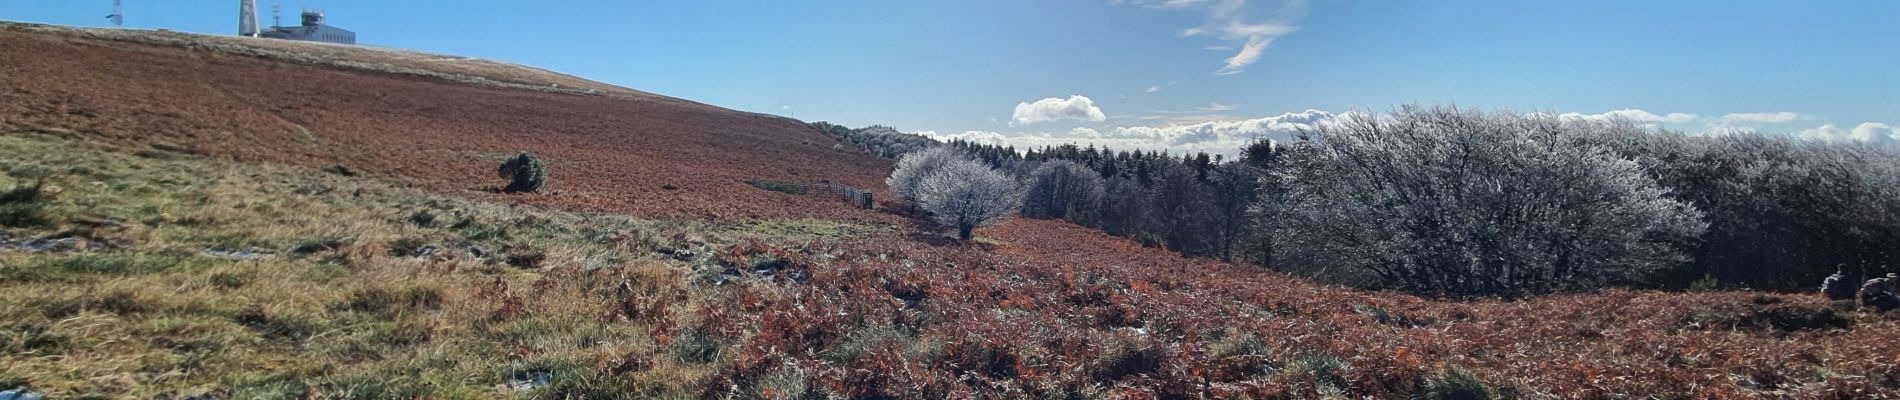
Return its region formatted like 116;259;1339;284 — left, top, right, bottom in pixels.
885;147;963;209
1266;106;1706;297
915;158;1023;240
1609;131;1900;290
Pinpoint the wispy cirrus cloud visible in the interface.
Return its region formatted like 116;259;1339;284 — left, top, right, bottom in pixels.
1123;0;1308;75
1200;102;1241;112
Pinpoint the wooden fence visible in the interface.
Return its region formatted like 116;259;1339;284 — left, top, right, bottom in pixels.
747;179;874;209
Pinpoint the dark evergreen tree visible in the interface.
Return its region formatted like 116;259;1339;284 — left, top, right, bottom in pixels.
497;152;547;193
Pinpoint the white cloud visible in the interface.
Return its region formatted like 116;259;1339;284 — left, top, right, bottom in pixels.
914;110;1339;157
1129;0;1308;75
915;130;1010;146
1141;0;1217;9
1855;123;1899;146
1799;122;1899;147
1065;127;1105;138
1011;95;1107;125
1217;35;1274;75
1200;102;1241;111
1145;85;1162;93
925;106;1882;159
1718;111;1807;124
1113;109;1334;147
1797;124;1847;141
1556;109;1699;124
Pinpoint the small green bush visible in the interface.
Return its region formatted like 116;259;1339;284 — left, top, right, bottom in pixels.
1288;353;1352;392
0;179;50;227
0;200;46;227
1422;365;1492;400
497;152;546;193
406;210;437;227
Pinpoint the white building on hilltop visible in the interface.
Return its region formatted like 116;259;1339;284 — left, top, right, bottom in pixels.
258;10;355;44
239;1;356;45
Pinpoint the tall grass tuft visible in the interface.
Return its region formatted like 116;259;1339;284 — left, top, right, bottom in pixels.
1421;365;1492;400
0;175;50;227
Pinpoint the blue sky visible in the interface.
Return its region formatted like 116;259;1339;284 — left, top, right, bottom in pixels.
5;0;1898;155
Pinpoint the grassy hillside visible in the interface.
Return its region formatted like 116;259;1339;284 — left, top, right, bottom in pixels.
2;23;1898;399
0;133;888;398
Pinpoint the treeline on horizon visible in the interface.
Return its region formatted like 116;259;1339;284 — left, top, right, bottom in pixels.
810;107;1900;297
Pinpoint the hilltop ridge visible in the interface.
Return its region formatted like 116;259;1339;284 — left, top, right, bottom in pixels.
0;20;894;219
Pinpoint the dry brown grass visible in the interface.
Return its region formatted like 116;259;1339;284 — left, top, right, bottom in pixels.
0;133;873;398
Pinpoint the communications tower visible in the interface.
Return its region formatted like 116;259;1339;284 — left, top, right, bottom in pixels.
238;0;259;37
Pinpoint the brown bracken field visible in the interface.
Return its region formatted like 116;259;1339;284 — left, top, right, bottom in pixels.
2;21;1897;399
0;22;895;220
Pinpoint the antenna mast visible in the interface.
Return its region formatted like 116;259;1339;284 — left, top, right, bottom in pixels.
107;0;124;26
238;0;259;37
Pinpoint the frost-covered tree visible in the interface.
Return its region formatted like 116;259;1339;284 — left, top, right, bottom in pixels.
1265;106;1707;297
1602;130;1900;290
1022;160;1105;221
885;147;963;210
917;158;1024;240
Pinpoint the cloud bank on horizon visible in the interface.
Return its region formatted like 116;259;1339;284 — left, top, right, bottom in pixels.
925;103;1339;157
920;94;1900;158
